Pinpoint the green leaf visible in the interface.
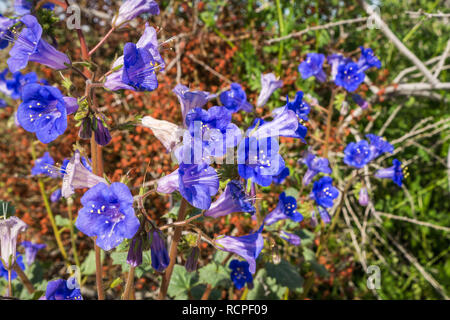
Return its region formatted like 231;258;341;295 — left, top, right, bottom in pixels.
81;249;105;276
55;215;71;228
111;249;152;278
284;187;299;199
303;248;330;278
246;269;285;300
167;265;197;299
31;290;45;300
265;259;304;289
110;277;123;289
198;262;230;288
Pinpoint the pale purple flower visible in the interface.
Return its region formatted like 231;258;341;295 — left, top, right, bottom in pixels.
358;187;369;206
215;224;264;274
0;216;27;268
113;0;160;28
173;84;215;127
256;73;283;108
141;115;182;152
61;151;107;198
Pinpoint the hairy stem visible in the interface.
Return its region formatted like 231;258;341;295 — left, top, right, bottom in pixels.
67;199;80;269
122;266;135;300
89;27;116;57
91;135;105;300
13;263;34;294
158;198;188;300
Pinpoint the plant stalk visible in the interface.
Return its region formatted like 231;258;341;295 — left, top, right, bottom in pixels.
158;198;188;300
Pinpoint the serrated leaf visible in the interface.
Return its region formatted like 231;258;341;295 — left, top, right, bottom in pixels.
55;215;70;228
303;248;329;278
167;265;197;299
198;263;230;288
265;259;304;289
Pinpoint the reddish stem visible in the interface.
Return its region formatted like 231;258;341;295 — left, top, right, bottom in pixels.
89;27;116;57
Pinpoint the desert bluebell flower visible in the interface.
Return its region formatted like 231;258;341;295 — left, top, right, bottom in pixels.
61;151;107;198
310;176;339;209
204;180;256;218
237;135;286;187
215;224;264;274
75;182;140;251
122;42;159;91
280;231;301;246
105;23;164;91
31;152;57;177
252;109;306;142
220;83;253;113
0;216;27;268
7;15;70;73
256;73;283;108
302;152;332;186
375;158;406;187
17;83;67;143
44;278;83;300
229;259;253;289
178;163;220;210
0;254;25;280
0;98;6;108
150;229;170;272
357;47;381;72
272;91;310;122
264;192;303;226
343;140;372;169
273;167;290;185
157;163;220;210
20;241;46;266
173;84;215;126
185;106;242;158
113;0;160;28
335;62;365;92
298;53;327;82
366;134;394;161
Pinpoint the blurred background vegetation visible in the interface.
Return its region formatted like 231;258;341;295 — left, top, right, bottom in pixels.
0;0;449;299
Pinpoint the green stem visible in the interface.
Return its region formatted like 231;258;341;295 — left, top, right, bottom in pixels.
275;0;285;76
67;199;80;269
38;179;69;261
158;198;189;300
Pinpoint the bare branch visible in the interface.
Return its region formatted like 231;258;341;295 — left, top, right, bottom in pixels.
362;1;439;85
266;17;368;44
